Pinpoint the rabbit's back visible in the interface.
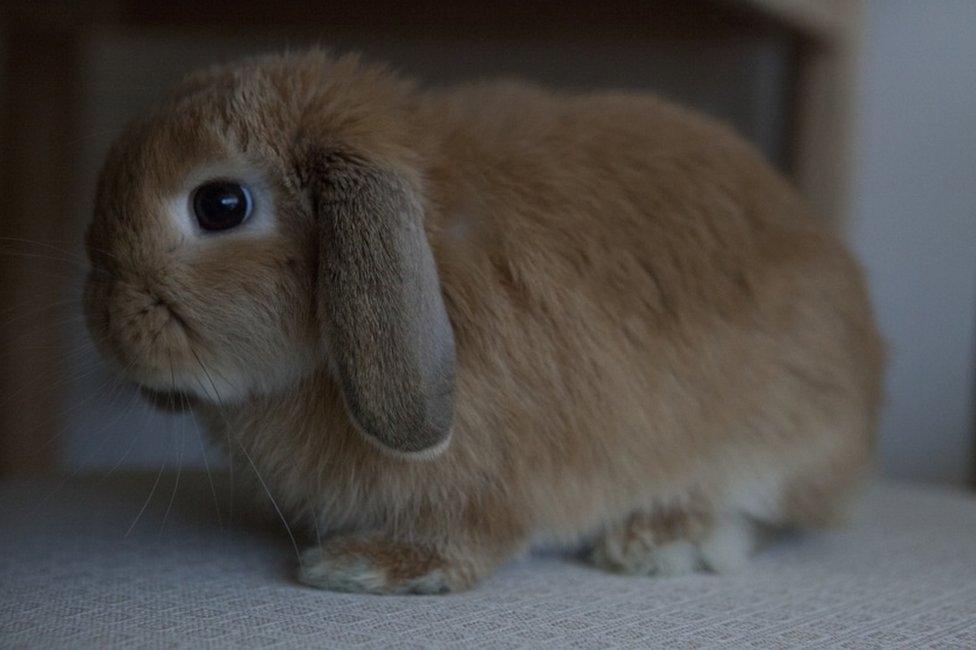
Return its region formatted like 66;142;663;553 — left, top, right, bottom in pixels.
418;83;883;535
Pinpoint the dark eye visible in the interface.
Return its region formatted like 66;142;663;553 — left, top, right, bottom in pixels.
192;181;252;231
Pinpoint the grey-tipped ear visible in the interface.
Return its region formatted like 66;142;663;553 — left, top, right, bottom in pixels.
312;154;455;457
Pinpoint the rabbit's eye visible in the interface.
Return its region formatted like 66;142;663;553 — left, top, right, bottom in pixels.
192;181;252;231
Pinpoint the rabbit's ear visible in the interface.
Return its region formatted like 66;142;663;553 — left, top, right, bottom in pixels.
309;152;455;457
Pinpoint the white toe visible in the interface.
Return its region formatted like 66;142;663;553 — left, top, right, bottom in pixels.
653;540;701;576
698;515;753;573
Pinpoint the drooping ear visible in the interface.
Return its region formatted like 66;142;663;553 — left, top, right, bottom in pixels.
309;151;455;457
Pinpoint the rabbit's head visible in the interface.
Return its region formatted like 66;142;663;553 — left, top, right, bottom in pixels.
84;52;455;457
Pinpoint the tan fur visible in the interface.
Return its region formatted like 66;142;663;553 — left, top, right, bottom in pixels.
84;50;884;593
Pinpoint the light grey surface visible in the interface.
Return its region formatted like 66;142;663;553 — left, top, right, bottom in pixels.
849;0;976;484
2;475;975;648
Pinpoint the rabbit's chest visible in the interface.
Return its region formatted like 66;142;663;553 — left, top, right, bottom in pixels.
206;397;420;531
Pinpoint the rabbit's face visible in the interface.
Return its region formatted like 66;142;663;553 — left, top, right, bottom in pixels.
84;84;318;403
86;52;455;455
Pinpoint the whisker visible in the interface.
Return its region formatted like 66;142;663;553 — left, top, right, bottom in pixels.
125;456;167;538
122;350;181;538
190;397;223;530
0;341;108;411
103;417;147;477
160;358;184;535
0;237;91;264
235;440;303;568
0;235;121;265
103;384;160;478
0;326;98;361
64;127;124;148
28;360;117;436
0;272;90;293
0;277;86;294
0;295;85;320
185;350;237;520
0;356;93;413
191;351;302;568
39;373;140;506
0;309;89;348
311;507;323;546
0;248;92;271
0;329;97;368
28;337;144;461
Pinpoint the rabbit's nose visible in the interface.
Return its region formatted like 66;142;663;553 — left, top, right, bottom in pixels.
139;296;175;331
110;280;180;333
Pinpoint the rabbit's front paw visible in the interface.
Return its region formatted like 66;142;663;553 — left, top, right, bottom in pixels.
297;535;478;594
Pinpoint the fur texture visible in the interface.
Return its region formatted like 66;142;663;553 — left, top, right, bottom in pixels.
84;50;884;594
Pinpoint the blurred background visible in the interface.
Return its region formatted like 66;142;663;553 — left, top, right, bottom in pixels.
1;0;973;485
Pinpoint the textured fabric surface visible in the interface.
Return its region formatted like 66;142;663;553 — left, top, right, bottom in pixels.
1;474;975;649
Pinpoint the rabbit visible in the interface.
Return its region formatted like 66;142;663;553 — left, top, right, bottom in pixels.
84;50;884;594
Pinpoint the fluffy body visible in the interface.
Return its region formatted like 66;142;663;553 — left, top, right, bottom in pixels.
85;51;884;594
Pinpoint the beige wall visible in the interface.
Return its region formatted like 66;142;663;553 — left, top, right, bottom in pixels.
849;0;976;484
